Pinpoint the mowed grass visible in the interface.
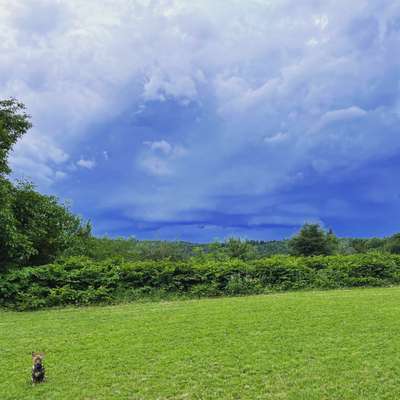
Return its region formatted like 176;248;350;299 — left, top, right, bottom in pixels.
2;288;400;400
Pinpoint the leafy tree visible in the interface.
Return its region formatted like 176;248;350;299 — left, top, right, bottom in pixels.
0;98;91;270
350;238;385;253
0;180;91;270
367;237;386;251
0;98;31;175
289;223;338;256
350;238;369;253
0;98;34;269
326;228;339;255
247;240;290;257
224;237;255;260
0;177;34;268
337;238;356;255
385;233;400;254
135;241;189;261
65;237;194;262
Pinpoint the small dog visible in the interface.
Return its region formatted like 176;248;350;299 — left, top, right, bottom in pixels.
31;352;46;384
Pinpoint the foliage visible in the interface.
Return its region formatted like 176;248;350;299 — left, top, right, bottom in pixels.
65;237;195;262
224;237;256;260
385;233;400;254
56;235;392;263
248;239;290;256
0;98;91;271
0;98;32;176
0;177;33;269
2;253;400;310
0;180;91;271
65;236;290;263
289;224;339;256
348;237;386;253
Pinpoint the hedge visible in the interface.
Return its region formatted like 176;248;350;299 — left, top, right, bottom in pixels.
1;253;400;310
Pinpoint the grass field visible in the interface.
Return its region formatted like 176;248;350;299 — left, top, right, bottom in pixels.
1;288;400;400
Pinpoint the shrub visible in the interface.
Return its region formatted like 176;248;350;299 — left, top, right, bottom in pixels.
1;253;400;310
225;274;263;295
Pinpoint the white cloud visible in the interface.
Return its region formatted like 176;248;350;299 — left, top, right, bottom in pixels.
140;139;188;176
55;170;67;180
314;14;329;30
143;71;198;103
140;156;171;176
77;158;96;169
319;106;368;126
143;140;172;155
10;133;69;163
9;131;69;185
264;132;288;143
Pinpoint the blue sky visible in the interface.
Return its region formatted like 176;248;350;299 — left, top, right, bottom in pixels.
2;0;400;242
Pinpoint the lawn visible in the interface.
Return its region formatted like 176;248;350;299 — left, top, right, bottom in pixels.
1;288;400;400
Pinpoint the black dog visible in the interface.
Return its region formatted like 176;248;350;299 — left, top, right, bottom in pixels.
31;352;45;384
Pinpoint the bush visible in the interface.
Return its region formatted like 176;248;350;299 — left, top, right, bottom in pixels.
225;274;263;295
2;253;400;310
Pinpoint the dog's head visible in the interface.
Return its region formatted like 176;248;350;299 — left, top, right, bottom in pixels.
31;352;45;367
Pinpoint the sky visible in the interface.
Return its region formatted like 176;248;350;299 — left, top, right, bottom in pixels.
1;0;400;242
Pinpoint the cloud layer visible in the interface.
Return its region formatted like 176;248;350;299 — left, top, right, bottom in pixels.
2;0;400;241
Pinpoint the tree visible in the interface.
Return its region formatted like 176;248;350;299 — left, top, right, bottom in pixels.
0;98;91;270
350;238;369;253
224;237;255;260
289;223;338;256
337;238;357;255
350;238;385;253
0;177;34;268
385;233;400;254
326;228;339;255
0;98;31;175
0;180;91;270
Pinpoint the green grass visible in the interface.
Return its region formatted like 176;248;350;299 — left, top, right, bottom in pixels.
2;288;400;399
